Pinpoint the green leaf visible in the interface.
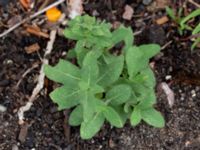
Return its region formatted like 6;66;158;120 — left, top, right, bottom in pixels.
106;84;132;105
192;23;200;35
103;106;123;128
91;84;104;94
94;99;106;112
141;108;165;128
132;67;156;88
44;59;80;85
74;40;89;66
112;105;128;126
191;37;200;51
80;113;104;139
81;91;96;122
130;107;142;126
81;51;99;87
126;46;144;78
166;6;176;20
49;85;80;110
64;15;112;43
111;26;133;50
64;27;83;40
180;9;200;30
67;49;76;59
69;105;83;126
137;90;156;109
139;44;160;59
97;55;124;87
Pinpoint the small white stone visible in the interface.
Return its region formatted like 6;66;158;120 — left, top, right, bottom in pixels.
3;59;13;65
62;51;67;56
191;90;196;97
0;105;7;112
165;75;172;80
12;145;19;150
91;140;95;143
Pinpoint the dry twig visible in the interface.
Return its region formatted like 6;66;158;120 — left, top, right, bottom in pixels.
188;0;200;8
18;30;57;124
161;40;172;50
15;63;39;89
160;82;175;108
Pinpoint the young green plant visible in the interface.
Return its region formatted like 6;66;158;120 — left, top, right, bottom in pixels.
166;7;200;50
44;15;165;139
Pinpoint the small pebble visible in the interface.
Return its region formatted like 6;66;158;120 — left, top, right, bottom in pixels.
191;90;196;97
143;0;152;5
169;66;173;72
165;75;172;80
3;59;13;65
92;10;99;16
12;145;19;150
0;104;7;112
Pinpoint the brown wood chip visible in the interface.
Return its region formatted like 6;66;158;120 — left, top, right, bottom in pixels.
26;26;49;38
25;43;40;54
156;16;169;25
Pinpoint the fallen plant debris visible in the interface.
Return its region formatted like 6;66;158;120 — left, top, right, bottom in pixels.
26;25;49;38
156;16;169;25
19;0;33;10
24;43;40;54
18;30;57;125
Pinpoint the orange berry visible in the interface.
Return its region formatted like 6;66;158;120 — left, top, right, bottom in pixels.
46;7;62;22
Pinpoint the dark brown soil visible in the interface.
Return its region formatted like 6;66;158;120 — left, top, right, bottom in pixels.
1;0;200;150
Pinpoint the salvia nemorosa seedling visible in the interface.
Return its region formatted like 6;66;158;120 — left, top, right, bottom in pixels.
44;15;165;139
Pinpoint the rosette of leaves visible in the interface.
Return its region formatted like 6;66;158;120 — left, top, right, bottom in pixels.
44;15;164;139
63;15;133;66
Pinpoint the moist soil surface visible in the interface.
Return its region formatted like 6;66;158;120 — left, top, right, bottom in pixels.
1;0;200;150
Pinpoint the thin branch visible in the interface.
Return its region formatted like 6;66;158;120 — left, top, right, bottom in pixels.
188;0;200;8
161;40;173;50
15;63;39;89
18;30;57;124
0;0;65;38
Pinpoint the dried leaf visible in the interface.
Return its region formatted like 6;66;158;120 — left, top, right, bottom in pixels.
20;0;34;10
